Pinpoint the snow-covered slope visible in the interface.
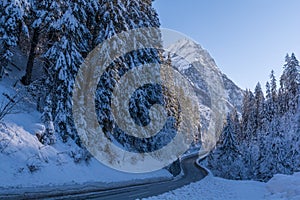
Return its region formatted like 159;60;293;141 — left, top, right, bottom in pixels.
144;172;300;200
168;38;244;113
0;121;171;188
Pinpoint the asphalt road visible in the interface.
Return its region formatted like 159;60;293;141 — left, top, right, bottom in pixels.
54;156;207;200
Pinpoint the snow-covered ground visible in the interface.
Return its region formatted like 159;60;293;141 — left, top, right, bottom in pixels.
0;72;172;191
0;119;171;189
144;172;300;200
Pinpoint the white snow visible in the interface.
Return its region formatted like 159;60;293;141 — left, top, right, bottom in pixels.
144;172;300;200
266;173;300;200
0;73;172;191
0;121;171;189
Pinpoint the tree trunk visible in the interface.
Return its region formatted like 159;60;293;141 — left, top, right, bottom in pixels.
21;28;40;85
0;65;3;80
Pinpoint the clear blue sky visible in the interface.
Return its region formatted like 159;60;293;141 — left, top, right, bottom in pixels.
153;0;300;90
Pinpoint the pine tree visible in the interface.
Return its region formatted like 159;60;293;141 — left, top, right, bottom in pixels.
254;82;264;131
0;0;29;79
265;71;278;121
207;113;244;179
43;0;90;143
241;90;256;141
41;95;55;145
281;53;300;112
21;0;63;85
94;0;163;153
270;70;277;101
264;81;273;121
266;81;271;100
220;115;238;150
231;109;241;143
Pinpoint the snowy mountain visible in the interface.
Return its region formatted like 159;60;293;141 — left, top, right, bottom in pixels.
167;38;244;149
168;38;244;112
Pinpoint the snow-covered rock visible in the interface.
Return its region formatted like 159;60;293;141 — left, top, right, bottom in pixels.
167;38;244;150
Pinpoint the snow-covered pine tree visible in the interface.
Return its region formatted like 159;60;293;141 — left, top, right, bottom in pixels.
43;0;91;143
241;90;256;141
254;82;264;132
263;81;273;124
231;109;241;143
266;81;271;100
265;71;278;120
21;0;63;85
294;89;300;170
239;84;264;179
40;95;55;145
207;113;244;179
0;0;29;79
94;0;166;153
84;0;100;49
281;53;300;112
270;70;277;101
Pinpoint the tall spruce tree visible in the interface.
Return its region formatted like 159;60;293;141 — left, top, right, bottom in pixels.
208;113;244;179
0;0;28;79
254;82;264;131
43;0;90;143
21;0;63;85
281;53;300;112
270;70;277;101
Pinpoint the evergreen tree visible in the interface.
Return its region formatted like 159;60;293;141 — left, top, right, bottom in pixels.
241;90;256;141
264;81;274;122
21;0;63;85
94;0;163;153
270;70;277;101
231;109;241;144
266;81;271;100
0;0;28;79
220;115;238;150
208;113;244;179
281;53;300;112
265;71;278;121
254;82;264;131
43;0;90;143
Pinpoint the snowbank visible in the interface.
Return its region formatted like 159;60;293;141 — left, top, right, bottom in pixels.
266;172;300;200
144;172;300;200
0;119;171;190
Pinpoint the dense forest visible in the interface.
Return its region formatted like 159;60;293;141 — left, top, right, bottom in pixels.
0;0;161;149
207;54;300;181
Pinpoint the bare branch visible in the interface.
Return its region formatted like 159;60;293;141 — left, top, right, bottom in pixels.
0;92;23;121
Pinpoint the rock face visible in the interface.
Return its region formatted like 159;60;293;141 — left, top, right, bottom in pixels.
221;73;244;112
167;38;244;149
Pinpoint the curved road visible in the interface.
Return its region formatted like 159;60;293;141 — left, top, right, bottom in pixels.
56;156;207;200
